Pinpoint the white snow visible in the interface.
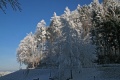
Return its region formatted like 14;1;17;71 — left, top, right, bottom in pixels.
0;65;120;80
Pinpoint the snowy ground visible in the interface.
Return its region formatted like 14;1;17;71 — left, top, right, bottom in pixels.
0;65;120;80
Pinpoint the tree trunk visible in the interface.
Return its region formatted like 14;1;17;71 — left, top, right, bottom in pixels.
32;62;35;68
70;69;73;79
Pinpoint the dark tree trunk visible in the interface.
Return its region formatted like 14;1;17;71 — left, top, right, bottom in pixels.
70;69;73;79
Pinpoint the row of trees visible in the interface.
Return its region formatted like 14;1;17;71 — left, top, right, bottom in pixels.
17;0;120;70
91;0;120;64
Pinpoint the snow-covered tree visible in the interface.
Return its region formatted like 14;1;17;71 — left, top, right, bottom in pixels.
52;6;95;79
45;12;62;68
35;20;46;43
35;20;46;52
34;20;47;67
17;32;38;68
48;12;62;42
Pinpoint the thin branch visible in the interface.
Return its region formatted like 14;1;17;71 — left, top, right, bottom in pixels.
0;0;22;13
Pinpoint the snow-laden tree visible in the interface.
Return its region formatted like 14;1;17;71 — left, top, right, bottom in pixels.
35;20;46;52
34;20;47;67
45;12;62;68
59;7;79;69
49;6;96;80
35;20;46;42
17;32;38;68
48;12;62;42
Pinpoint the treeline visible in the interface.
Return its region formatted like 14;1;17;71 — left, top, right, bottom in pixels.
17;0;120;69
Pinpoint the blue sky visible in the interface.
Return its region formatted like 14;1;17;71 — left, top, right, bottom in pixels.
0;0;102;71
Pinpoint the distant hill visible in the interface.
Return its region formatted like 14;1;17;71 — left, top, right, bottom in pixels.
0;71;11;77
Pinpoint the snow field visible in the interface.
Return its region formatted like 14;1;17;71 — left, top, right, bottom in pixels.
1;65;120;80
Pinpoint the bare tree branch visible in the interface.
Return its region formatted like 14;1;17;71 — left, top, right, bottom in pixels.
0;0;22;13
